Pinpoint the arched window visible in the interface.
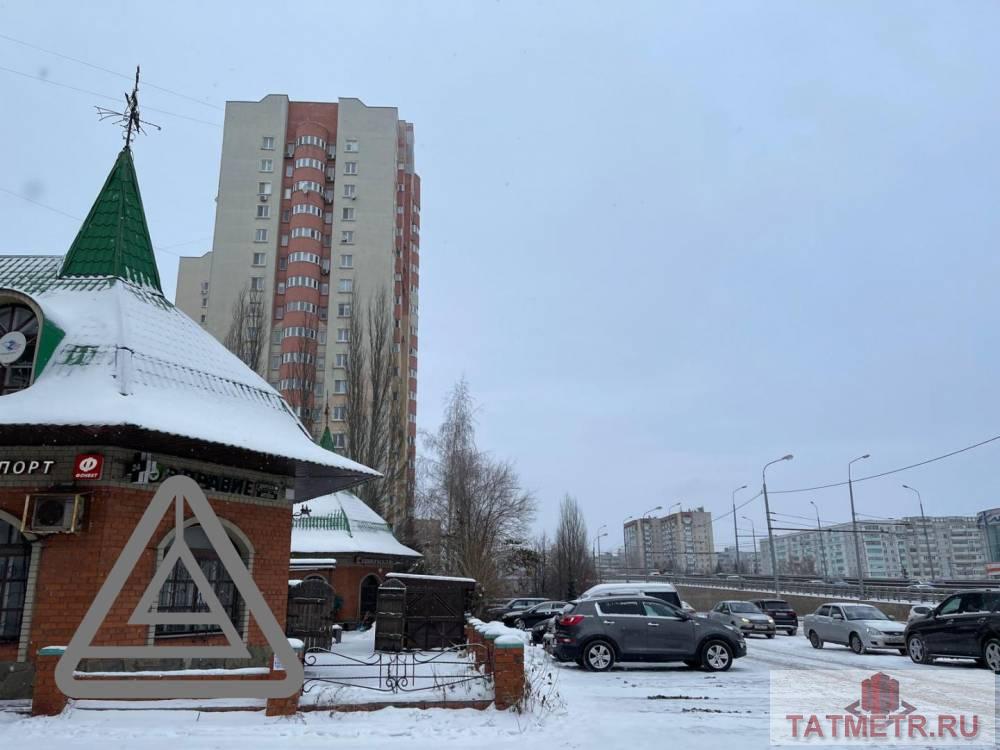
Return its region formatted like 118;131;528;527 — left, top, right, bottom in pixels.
0;301;39;396
0;517;30;641
156;524;249;637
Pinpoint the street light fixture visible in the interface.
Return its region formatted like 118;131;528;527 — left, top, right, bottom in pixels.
742;516;758;574
903;484;935;581
762;454;793;596
593;530;609;582
732;485;748;576
848;454;870;599
809;500;828;581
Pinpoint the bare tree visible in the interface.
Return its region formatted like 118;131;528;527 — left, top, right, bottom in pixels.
551;495;595;600
343;286;406;521
418;379;536;600
223;283;266;372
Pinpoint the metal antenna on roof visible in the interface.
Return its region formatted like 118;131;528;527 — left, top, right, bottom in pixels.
95;66;161;148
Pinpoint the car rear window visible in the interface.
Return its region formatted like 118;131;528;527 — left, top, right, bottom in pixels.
648;591;681;607
759;600;789;609
597;600;643;616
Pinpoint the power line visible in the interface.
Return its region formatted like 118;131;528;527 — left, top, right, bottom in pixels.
0;64;220;127
769;433;1000;494
0;32;222;110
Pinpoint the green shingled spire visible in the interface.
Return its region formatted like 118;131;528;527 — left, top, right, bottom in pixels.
59;148;162;292
319;425;336;451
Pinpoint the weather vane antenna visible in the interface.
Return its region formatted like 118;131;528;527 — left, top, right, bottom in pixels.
95;65;161;148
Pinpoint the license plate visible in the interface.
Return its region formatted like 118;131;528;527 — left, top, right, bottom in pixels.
755;624;770;630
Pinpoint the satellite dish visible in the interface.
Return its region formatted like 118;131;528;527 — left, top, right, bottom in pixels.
0;331;27;365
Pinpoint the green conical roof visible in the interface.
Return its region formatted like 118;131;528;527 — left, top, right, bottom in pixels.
319;425;336;451
59;148;162;292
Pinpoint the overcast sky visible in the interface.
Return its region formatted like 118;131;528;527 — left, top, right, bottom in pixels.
3;1;1000;552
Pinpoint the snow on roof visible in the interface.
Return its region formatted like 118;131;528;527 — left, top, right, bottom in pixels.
290;557;337;567
0;255;378;480
386;573;476;584
291;491;421;559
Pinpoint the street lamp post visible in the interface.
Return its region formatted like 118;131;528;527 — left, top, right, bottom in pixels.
742;516;758;574
594;526;608;582
809;500;828;581
903;484;935;581
732;485;748;575
848;454;870;600
641;505;662;574
762;454;793;597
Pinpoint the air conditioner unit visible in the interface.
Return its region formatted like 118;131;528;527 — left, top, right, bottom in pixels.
24;493;85;534
260;194;269;201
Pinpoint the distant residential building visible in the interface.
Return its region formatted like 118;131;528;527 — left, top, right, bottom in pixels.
716;544;759;574
623;507;715;574
760;515;988;580
976;508;1000;577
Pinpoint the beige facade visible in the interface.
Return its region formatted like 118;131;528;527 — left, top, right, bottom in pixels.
624;508;715;574
175;95;419;530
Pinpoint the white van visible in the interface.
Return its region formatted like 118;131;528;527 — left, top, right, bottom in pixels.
579;581;682;608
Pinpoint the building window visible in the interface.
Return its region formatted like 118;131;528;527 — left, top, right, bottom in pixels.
344;139;359;153
338;278;353;293
333;380;348;394
287;251;320;265
336;328;350;343
296;134;326;149
254;228;269;243
343;184;356;198
295;157;324;171
274;306;284;320
294;180;323;194
290;227;322;241
344;161;358;175
281;209;290;222
256;204;271;219
259;159;273;172
250;276;264;291
293;204;323;217
340;254;353;269
332;405;347;421
334;353;348;368
199;314;206;323
286;276;319;290
337;303;352;317
280;234;289;248
341;207;355;221
283;188;292;200
156;524;249;637
257;182;272;196
0;518;29;641
252;252;267;267
340;231;354;244
320;283;329;296
201;297;208;308
270;355;280;370
261;136;275;150
332;432;346;449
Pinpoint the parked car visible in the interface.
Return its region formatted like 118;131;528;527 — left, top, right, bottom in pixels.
502;600;568;629
485;597;547;620
551;595;746;672
681;600;696;614
531;616;557;645
905;590;1000;670
579;581;682;608
750;598;798;635
802;602;906;654
908;581;936;591
907;604;934;623
707;600;776;637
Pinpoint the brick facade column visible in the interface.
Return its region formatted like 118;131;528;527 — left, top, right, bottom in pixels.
31;646;67;716
492;636;524;711
265;640;303;716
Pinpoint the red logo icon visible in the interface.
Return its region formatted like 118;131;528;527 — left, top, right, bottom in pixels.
73;454;104;480
846;672;915;717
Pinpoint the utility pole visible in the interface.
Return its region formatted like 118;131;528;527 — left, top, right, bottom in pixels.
762;454;793;597
848;454;870;600
732;485;747;575
809;500;828;581
742;516;758;574
903;484;935;581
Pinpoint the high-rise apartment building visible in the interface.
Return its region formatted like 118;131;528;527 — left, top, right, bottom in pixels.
176;96;420;529
623;507;715;574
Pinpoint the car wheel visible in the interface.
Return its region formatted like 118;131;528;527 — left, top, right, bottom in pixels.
907;635;932;664
808;631;823;649
785;628;796;636
701;640;734;672
515;619;526;630
766;633;775;639
982;639;1000;672
583;640;615;672
849;633;866;655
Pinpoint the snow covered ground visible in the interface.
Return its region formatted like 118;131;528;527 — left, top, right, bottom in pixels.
1;634;994;749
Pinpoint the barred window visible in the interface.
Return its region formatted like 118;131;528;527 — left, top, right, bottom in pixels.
0;518;29;641
155;524;249;637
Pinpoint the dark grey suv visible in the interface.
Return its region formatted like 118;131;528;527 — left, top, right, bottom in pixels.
552;595;747;672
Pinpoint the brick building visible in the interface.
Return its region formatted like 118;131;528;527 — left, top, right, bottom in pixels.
0;146;377;703
290;491;420;625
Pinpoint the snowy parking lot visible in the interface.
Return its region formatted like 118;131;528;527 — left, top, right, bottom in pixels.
0;633;994;749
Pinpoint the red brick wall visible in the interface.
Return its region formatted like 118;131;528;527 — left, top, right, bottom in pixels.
290;564;384;623
0;483;292;665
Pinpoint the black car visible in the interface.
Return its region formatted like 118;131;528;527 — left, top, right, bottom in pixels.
531;616;556;645
751;598;799;635
551;595;746;672
905;590;1000;670
485;597;547;620
502;600;568;629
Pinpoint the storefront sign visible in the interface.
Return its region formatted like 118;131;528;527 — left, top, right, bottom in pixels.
127;452;282;500
0;459;55;475
73;454;104;480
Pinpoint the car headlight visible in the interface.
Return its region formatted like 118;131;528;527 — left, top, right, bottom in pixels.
767;617;775;624
740;617;751;624
866;627;883;636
